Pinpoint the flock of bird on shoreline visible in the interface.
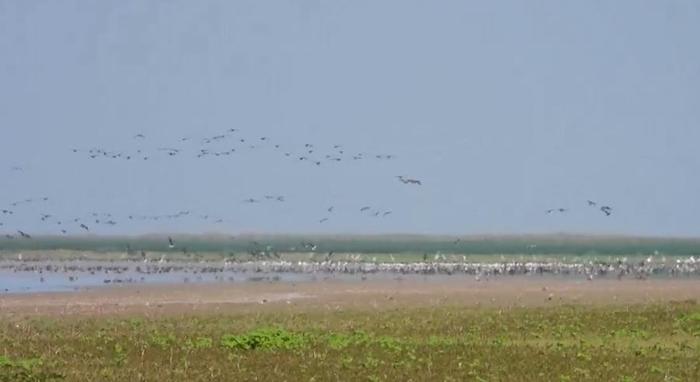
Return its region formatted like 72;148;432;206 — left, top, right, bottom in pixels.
1;252;698;292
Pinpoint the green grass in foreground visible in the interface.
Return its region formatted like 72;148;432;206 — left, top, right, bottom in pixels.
1;302;700;381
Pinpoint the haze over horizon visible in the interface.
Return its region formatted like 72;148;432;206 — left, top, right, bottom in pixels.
1;1;699;237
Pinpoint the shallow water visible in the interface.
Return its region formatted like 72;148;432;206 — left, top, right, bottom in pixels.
0;262;313;293
1;258;697;294
0;260;414;293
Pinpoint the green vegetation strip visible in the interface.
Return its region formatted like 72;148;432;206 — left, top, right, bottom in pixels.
1;302;699;381
3;234;700;257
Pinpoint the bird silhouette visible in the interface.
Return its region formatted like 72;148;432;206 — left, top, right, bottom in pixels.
396;176;422;185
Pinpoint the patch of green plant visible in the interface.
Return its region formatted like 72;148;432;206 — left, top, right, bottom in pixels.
220;328;310;351
0;356;64;382
675;311;700;336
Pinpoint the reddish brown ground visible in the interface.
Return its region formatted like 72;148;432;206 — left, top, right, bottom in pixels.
1;276;698;317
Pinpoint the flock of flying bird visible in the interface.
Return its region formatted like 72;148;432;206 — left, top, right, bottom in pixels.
71;129;397;166
2;128;614;242
546;200;613;217
2;128;422;239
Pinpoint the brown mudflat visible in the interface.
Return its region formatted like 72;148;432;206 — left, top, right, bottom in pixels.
2;276;698;317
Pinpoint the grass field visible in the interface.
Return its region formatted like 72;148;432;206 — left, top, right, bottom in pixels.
2;235;699;381
2;301;699;381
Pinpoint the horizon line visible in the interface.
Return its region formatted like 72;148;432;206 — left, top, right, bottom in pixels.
3;231;700;241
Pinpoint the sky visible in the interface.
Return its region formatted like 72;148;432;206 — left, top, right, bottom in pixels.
1;0;699;236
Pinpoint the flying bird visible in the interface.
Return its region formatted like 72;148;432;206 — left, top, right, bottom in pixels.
17;230;31;239
600;206;613;216
587;200;597;206
396;176;422;185
80;224;89;231
158;148;180;156
546;208;567;214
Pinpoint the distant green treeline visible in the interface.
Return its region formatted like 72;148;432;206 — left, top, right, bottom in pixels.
1;234;698;256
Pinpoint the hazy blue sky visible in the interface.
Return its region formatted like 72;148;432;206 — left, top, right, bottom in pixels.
1;1;699;236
